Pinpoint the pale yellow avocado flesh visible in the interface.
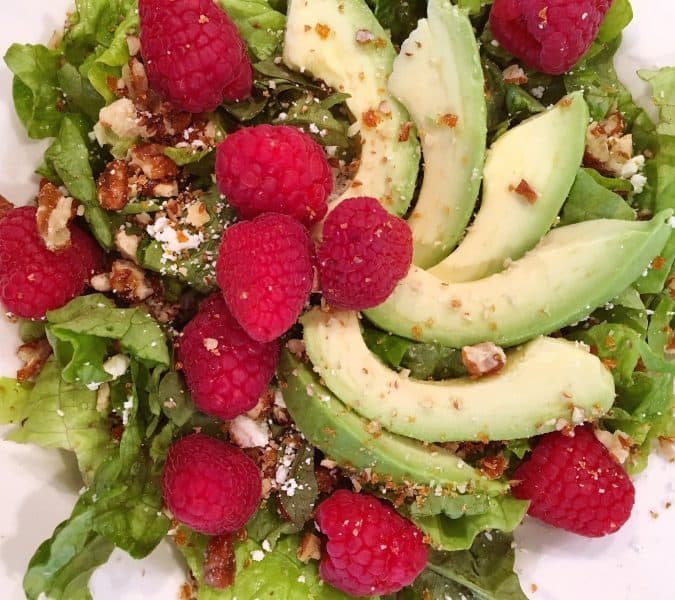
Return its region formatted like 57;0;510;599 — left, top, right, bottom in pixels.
283;0;420;215
302;310;615;442
430;92;589;282
389;0;486;268
364;212;672;347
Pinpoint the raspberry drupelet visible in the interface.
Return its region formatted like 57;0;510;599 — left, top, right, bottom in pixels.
0;206;102;319
139;0;252;112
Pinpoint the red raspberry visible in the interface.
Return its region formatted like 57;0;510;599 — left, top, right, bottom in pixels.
215;125;332;227
318;197;412;311
512;426;635;537
489;0;611;75
216;213;314;342
315;490;427;597
162;433;261;534
177;294;279;420
139;0;252;112
0;207;102;319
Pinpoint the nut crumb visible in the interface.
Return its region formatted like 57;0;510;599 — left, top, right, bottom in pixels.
509;179;538;204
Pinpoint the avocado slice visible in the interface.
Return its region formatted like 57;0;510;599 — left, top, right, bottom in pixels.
278;350;506;494
389;0;486;267
284;0;420;215
365;212;673;347
302;309;615;443
429;92;589;282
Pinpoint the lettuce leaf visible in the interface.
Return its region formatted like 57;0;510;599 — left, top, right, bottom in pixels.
41;114;118;249
85;10;139;103
410;496;528;552
178;528;349;599
423;531;526;600
596;0;633;44
3;43;64;139
24;363;170;599
0;378;33;424
5;359;114;483
218;0;286;61
46;294;170;373
560;168;636;225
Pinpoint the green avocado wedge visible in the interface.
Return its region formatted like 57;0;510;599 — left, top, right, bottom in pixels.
429;92;589;282
389;0;486;267
278;351;506;494
365;212;673;347
302;310;615;443
284;0;420;215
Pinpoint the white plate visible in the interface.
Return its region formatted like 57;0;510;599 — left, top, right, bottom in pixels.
0;2;673;599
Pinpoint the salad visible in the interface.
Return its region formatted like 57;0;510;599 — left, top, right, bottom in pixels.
0;0;674;599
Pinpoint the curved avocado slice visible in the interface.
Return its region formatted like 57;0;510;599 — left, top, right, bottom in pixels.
284;0;421;215
429;92;589;282
365;212;673;347
278;350;506;494
389;0;486;267
302;310;615;443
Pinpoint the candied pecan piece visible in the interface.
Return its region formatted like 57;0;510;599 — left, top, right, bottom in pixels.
461;342;507;378
17;338;52;382
97;160;130;210
130;143;178;180
203;534;235;589
36;182;75;250
110;259;154;302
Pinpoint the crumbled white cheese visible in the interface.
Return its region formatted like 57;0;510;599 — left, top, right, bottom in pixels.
146;216;203;261
250;550;265;562
531;86;546;99
103;354;130;380
619;154;646;179
122;395;134;425
630;173;647;194
229;415;270;448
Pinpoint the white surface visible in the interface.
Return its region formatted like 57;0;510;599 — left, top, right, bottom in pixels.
0;1;674;599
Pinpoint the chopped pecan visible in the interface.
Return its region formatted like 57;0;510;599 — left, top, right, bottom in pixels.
246;389;275;421
97;160;130;211
509;179;538;204
17;338;52;382
461;342;507;378
203;534;236;590
185;200;210;228
439;113;459;128
583;114;635;176
657;436;675;462
114;228;141;261
296;532;322;563
477;453;508;479
314;465;340;495
130;143;178;180
502;64;528;85
121;57;148;102
110;259;154;302
142;292;180;324
594;428;632;464
90;273;113;292
36;182;74;250
0;194;14;220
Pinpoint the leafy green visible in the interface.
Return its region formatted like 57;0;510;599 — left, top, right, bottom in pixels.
4;43;64;139
42;115;117;249
245;499;300;547
24;364;170;599
5;360;114;483
19;319;47;343
411;495;527;552
218;0;286;60
164;147;213;166
363;324;468;379
86;11;139;103
560;168;636;225
179;530;348;599
46;294;170;381
62;0;137;66
139;187;237;292
423;531;526;600
24;517;113;600
0;378;33;425
373;0;426;45
157;371;195;427
277;442;318;529
505;84;545;119
57;62;106;123
640;67;675;136
596;0;633;44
